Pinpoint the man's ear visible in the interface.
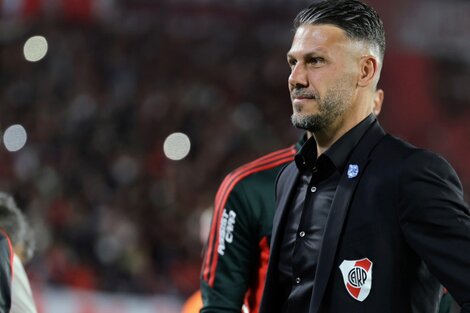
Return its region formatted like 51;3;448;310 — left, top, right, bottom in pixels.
358;56;379;88
373;89;384;116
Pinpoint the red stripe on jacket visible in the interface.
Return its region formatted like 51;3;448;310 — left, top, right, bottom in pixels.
202;146;296;285
244;236;270;313
0;229;14;281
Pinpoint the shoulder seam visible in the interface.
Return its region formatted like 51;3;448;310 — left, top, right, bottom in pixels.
232;146;296;175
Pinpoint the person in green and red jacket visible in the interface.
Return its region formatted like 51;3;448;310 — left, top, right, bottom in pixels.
200;139;302;313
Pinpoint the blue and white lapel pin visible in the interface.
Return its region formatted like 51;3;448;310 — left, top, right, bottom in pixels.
347;164;359;178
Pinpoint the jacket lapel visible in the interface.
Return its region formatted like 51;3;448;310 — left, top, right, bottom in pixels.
260;162;299;313
271;162;299;250
310;122;386;313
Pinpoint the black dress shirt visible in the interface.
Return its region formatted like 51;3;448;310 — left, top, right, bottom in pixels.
278;114;376;313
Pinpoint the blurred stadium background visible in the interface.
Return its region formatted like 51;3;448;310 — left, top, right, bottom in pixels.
0;0;468;312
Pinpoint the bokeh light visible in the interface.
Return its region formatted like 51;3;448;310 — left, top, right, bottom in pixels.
23;35;48;62
163;132;191;161
3;124;28;152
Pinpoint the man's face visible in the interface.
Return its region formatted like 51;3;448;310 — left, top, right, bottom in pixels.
287;24;360;133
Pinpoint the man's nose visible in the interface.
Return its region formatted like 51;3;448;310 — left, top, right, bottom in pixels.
288;64;308;88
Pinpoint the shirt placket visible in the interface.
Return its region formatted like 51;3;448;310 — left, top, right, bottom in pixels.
291;165;321;288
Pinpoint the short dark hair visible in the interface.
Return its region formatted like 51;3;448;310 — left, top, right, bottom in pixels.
294;0;385;60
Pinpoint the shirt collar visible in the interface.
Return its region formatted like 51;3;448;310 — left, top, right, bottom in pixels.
294;133;308;152
294;134;318;171
295;114;376;173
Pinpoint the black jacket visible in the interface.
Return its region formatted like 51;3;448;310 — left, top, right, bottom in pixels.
260;121;470;313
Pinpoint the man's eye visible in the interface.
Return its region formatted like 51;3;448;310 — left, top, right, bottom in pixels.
288;60;297;68
308;57;324;64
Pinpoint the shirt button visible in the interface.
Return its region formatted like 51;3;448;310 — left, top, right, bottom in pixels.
310;186;317;192
299;231;305;238
295;277;301;284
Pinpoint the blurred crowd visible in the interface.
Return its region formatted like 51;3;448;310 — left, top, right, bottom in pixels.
0;0;468;301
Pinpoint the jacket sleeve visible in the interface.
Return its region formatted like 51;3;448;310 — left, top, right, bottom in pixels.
11;254;38;313
0;231;13;313
200;177;258;313
398;150;470;313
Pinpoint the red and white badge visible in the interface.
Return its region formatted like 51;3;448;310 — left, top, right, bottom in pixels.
339;258;373;302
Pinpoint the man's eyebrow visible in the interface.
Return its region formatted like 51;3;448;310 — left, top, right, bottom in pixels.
287;51;326;60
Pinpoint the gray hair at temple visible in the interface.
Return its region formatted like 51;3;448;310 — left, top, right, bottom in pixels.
0;192;35;263
294;0;386;61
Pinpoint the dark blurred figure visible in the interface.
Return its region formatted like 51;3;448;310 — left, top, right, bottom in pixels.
0;192;37;313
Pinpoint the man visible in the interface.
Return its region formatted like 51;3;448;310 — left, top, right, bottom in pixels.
198;89;384;313
0;192;38;313
260;1;470;313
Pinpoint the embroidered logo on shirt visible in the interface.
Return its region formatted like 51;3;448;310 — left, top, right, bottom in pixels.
217;209;237;256
339;258;373;302
347;164;359;178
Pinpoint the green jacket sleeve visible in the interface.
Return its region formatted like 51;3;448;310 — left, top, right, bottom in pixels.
200;177;258;313
200;146;297;313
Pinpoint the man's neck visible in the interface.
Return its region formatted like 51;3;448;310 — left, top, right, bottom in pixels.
309;110;372;156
